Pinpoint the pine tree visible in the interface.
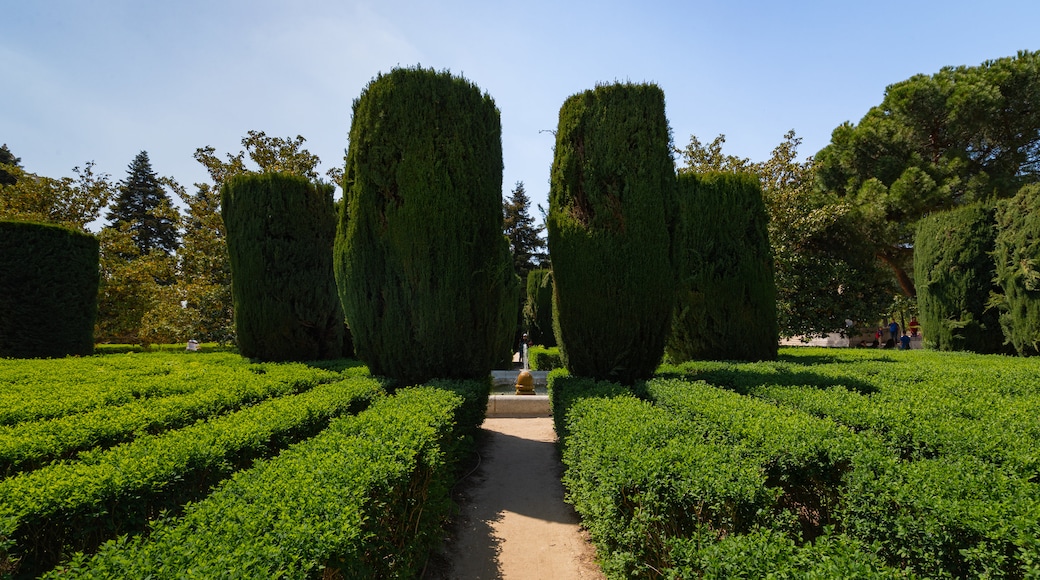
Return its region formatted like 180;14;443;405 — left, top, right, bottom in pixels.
503;181;547;281
106;151;179;256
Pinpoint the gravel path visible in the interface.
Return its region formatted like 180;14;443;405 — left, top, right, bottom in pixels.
424;417;604;579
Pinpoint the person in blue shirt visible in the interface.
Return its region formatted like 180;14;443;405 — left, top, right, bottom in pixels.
899;332;911;350
889;320;900;342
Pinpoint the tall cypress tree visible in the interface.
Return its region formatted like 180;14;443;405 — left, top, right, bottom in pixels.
668;172;777;362
106;151;179;256
993;184;1040;356
547;82;675;384
914;203;1008;353
335;67;512;383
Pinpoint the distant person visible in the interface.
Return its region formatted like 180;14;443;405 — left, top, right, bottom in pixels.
909;316;920;337
186;339;200;352
889;320;900;342
899;333;911;350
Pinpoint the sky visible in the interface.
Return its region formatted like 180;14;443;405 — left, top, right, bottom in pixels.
3;0;1039;226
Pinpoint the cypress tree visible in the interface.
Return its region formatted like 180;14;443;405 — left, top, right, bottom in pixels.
106;151;179;256
547;82;675;384
523;269;556;347
914;203;1008;353
668;172;777;362
222;172;345;361
335;67;511;383
0;220;99;357
993;184;1040;355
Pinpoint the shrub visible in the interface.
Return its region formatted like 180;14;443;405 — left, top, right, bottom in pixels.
523;269;555;347
914;203;1008;353
221;172;346;361
668;172;777;362
529;345;563;371
993;184;1040;356
0;220;99;357
335;67;512;383
547;82;675;384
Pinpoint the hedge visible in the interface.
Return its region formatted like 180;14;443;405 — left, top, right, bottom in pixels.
993;183;1040;356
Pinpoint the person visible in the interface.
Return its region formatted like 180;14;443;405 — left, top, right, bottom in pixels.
909;316;920;337
186;339;200;352
899;332;911;350
889;320;899;343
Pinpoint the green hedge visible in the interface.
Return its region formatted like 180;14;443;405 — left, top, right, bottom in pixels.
523;269;555;347
994;183;1040;356
221;172;347;361
668;172;777;362
529;345;563;371
0;377;381;577
0;220;99;358
547;82;675;385
335;67;512;384
914;203;1008;353
48;387;463;579
546;369;630;444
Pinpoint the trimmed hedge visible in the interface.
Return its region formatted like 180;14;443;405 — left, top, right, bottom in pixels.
529;345;563;371
914;203;1008;353
523;269;555;347
994;183;1040;356
547;82;675;385
48;387;462;579
221;172;347;361
668;172;777;362
0;220;99;358
335;67;512;383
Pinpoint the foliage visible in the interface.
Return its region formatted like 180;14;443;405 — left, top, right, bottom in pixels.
0;220;99;358
528;345;562;370
105;151;180;257
0;162;113;231
677;131;894;339
222;172;346;361
48;387;461;580
815;50;1040;295
502;180;547;281
336;66;512;383
992;184;1040;355
548;82;675;384
0;144;21;186
914;203;1008;353
522;268;555;347
0;373;380;577
668;172;777;362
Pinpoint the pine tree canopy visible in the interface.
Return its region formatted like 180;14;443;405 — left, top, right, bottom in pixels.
502;180;547;280
106;150;179;256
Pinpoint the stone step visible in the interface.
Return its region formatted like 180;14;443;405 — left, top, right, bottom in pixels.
486;394;550;418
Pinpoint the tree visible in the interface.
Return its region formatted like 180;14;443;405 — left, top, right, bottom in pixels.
222;172;346;361
336;67;515;383
914;203;1008;353
503;181;547;280
677;131;893;339
0;144;21;185
992;184;1040;356
548;82;675;384
668;172;777;361
181;131;336;345
0;161;114;231
106;151;180;257
816;50;1040;296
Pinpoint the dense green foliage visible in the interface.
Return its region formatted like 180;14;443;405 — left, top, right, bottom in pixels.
815;50;1040;296
0;145;20;186
222;172;346;361
105;151;179;257
993;184;1040;355
557;348;1040;578
0;220;99;357
502;180;547;282
547;82;675;384
669;172;777;361
914;203;1007;353
49;387;464;579
336;67;512;383
523;268;555;347
529;345;562;370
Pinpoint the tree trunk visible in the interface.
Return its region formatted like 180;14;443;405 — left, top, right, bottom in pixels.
877;252;916;297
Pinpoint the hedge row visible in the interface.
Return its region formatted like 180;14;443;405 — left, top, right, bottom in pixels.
47;387;465;579
0;376;382;578
528;345;563;371
0;361;330;475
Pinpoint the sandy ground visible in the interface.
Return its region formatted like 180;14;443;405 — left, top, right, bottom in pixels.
423;417;605;580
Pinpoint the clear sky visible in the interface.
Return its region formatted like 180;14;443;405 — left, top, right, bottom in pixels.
3;0;1039;221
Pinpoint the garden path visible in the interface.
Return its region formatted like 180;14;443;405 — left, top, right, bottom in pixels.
423;417;604;579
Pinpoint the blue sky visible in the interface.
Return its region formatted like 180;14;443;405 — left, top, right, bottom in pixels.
3;1;1039;222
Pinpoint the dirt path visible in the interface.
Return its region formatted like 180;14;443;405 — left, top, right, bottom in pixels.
424;417;604;580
